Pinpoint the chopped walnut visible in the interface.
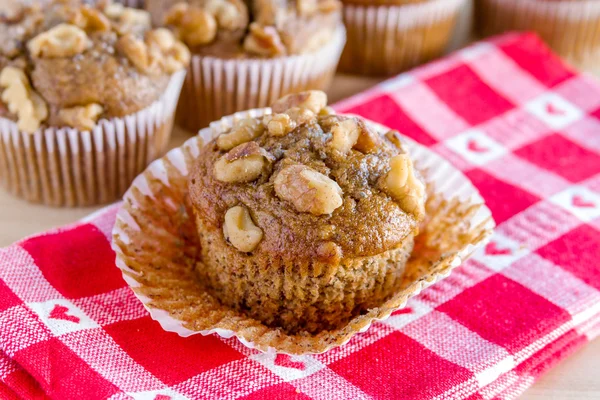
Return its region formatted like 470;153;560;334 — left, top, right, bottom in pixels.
165;3;217;46
203;0;248;30
101;2;125;19
58;103;104;131
0;66;48;133
271;90;327;114
223;205;263;252
28;24;91;58
315;241;342;264
217;118;265;151
329;118;359;153
243;23;286;57
113;8;151;35
214;142;268;183
264;113;294;136
117;34;152;71
383;154;425;220
70;6;111;32
146;28;191;74
328;118;381;154
285;107;316;126
274;165;343;215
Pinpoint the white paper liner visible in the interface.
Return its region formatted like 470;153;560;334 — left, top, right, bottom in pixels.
176;25;346;131
477;0;600;68
112;107;495;354
340;0;467;76
0;70;185;207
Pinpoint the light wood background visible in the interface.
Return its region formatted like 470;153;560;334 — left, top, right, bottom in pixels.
1;2;599;398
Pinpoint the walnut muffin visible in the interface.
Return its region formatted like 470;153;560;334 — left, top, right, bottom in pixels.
188;91;426;334
150;0;346;131
475;0;600;69
339;0;466;76
0;0;189;206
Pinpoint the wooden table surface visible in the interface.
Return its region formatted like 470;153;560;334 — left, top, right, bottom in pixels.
1;73;599;399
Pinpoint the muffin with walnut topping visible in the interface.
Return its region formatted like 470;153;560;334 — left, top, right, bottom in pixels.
148;0;345;132
0;0;189;206
189;90;426;334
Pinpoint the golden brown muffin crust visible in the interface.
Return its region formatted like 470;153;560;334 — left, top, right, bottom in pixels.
189;91;426;263
0;0;190;132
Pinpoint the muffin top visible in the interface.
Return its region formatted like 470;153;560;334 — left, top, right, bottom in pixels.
0;0;190;133
160;0;342;58
189;91;426;264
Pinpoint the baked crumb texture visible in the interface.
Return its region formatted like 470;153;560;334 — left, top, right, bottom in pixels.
0;0;190;133
158;0;342;57
189;91;426;333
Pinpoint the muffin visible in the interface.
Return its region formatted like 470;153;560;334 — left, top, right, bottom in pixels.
475;0;600;69
339;0;466;76
0;0;189;206
147;0;346;132
188;90;426;333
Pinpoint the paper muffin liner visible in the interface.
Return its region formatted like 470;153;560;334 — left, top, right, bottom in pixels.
339;0;467;76
111;108;495;355
175;25;346;132
0;70;185;207
476;0;600;68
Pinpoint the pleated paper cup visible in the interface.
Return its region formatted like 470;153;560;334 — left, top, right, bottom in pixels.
0;70;185;207
339;0;467;76
175;25;346;132
112;108;495;355
476;0;600;69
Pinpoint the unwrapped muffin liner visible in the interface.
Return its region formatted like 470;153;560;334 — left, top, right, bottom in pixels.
476;0;600;68
0;70;185;207
112;109;495;355
176;25;346;131
339;0;467;76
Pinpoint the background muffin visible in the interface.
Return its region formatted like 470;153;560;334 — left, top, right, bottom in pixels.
150;0;346;131
339;0;467;76
188;91;426;334
0;0;189;206
475;0;600;69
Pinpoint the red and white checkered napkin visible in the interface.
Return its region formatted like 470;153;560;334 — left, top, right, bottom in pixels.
2;32;600;400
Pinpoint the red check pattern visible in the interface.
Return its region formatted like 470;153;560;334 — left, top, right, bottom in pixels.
2;33;600;399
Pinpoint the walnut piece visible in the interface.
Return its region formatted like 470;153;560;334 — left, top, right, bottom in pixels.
214;142;268;183
243;23;286;57
117;34;151;71
316;241;342;264
114;8;151;35
385;130;405;151
28;24;91;58
58;104;103;131
217;118;264;150
383;154;425;220
203;0;248;30
223;205;263;252
271;90;327;114
146;28;191;74
328;118;381;153
264;113;294;136
165;3;217;46
329;118;359;153
70;6;111;32
274;165;343;215
0;67;48;133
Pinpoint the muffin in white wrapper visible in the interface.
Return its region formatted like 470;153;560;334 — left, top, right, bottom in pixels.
0;70;186;207
177;25;346;131
340;0;467;76
111;107;495;355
